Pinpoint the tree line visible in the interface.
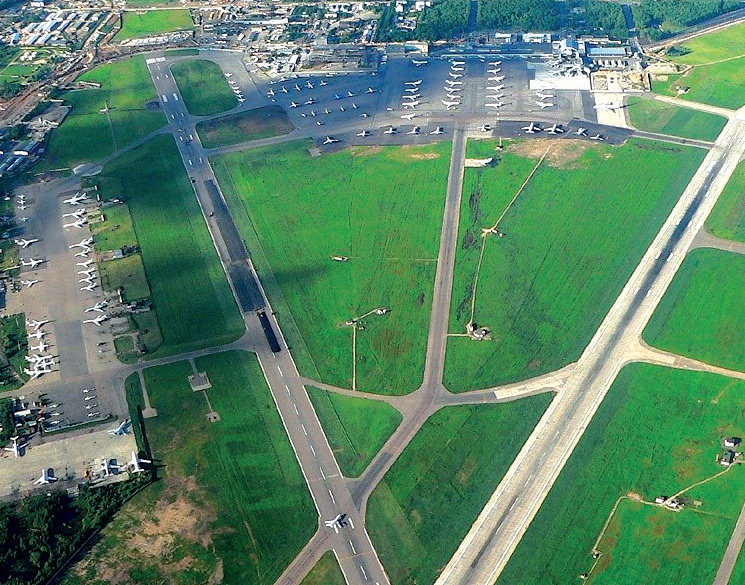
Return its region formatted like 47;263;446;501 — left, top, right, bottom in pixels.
478;0;560;31
633;0;743;39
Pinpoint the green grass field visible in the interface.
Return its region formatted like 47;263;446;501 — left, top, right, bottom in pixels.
63;351;315;585
367;394;552;585
197;105;294;148
307;387;402;477
643;249;745;373
300;552;346;585
116;9;193;40
170;59;235;116
91;203;137;251
92;135;243;357
99;255;151;302
213;140;451;395
444;139;705;391
660;22;745;109
40;56;166;170
626;96;727;141
730;548;745;585
498;364;745;585
706;159;745;242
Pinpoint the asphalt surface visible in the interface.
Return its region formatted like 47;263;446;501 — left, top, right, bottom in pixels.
145;52;391;585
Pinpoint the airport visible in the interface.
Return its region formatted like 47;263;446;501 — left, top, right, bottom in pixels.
1;2;745;585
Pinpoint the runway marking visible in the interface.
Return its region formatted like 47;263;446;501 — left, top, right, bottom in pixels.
329;489;336;503
349;539;357;554
277;364;283;375
285;384;291;395
360;565;368;580
310;444;316;456
552;430;560;440
293;403;299;415
349;518;355;529
302;423;308;436
320;467;326;479
509;499;518;511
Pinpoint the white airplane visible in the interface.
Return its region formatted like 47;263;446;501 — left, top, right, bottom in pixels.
449;72;463;79
78;268;97;276
19;217;28;223
24;367;51;381
63;218;88;229
20;279;38;288
81;283;97;291
323;136;339;145
366;87;376;94
522;122;541;134
29;341;48;353
442;100;461;108
357;130;371;137
310;110;317;117
63;209;87;219
306;81;314;89
84;314;108;326
488;75;506;82
404;94;421;100
319;80;328;86
14;238;38;248
304;98;316;105
79;277;96;284
87;412;101;418
238;97;246;103
490;60;502;66
404;87;420;93
360;112;370;118
402;101;420;109
324;513;345;533
128;451;152;473
294;83;302;91
594;102;622;111
289;101;299;108
28;330;46;341
430;127;444;135
26;318;48;331
401;113;417;120
347;91;355;98
26;355;53;366
267;89;275;97
536;91;555;100
384;126;397;135
324;108;331;115
339;106;346;112
76;259;94;268
63;193;88;205
280;86;288;93
85;301;107;313
451;66;464;72
334;93;344;100
33;468;57;485
84;395;97;401
451;60;465;66
590;134;605;141
17;202;28;211
69;238;93;249
21;257;44;268
445;80;463;86
536;101;554;109
109;419;131;436
547;123;565;134
4;436;27;458
489;67;502;73
404;80;422;86
316;121;324;126
490;84;505;91
407;126;421;135
85;404;98;410
74;250;90;258
575;127;587;136
412;59;428;66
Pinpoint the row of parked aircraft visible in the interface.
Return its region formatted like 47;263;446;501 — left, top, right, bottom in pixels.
441;60;466;110
521;122;604;140
23;317;54;380
482;61;507;111
535;89;555;110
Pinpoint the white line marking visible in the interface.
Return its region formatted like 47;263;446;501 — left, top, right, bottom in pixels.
509;499;518;511
329;489;336;503
301;424;308;436
293;404;299;415
360;565;368;580
286;384;291;395
320;467;326;479
349;518;355;529
277;365;283;375
349;539;357;554
310;444;316;456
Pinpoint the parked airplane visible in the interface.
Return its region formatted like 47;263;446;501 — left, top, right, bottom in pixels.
17;202;27;211
402;102;420;109
400;113;417;120
412;59;428;66
430;127;445;135
407;126;420;135
360;112;370;118
366;87;376;94
319;80;328;86
83;315;109;326
128;451;152;473
575;127;588;136
536;91;555;100
85;301;107;313
33;468;57;485
324;514;346;533
14;238;38;248
109;419;131;436
594;102;622;111
445;80;463;86
323;136;339;145
29;341;48;353
62;209;86;219
306;81;314;89
404;88;419;93
304;98;316;105
404;80;422;86
357;130;371;137
442;100;461;108
522;122;541;134
489;67;502;73
24;367;51;381
488;75;506;82
347;91;355;97
28;330;46;341
352;102;359;109
451;66;464;72
547;123;565;134
404;94;421;100
451;60;465;66
21;258;44;268
384;126;397;135
294;83;302;91
63;193;88;205
536;101;555;109
74;250;90;258
77;259;94;268
590;133;605;141
238;97;246;103
289;101;299;108
79;277;96;284
20;279;38;288
81;283;97;292
4;436;27;458
69;238;93;249
267;89;275;97
334;93;343;100
280;86;288;93
490;60;503;66
63;218;87;229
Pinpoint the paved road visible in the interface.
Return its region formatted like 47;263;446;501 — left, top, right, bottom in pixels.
713;499;745;585
645;7;745;52
144;52;390;585
436;107;745;585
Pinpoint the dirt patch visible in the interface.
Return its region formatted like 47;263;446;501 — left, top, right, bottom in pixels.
143;100;161;111
408;152;440;160
509;139;592;169
627;491;644;502
351;145;383;157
